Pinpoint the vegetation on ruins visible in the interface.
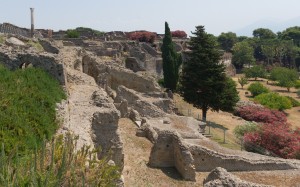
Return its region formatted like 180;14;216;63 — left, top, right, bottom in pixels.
247;82;269;97
161;22;182;91
128;31;156;43
217;32;238;52
270;67;299;92
238;76;248;89
0;133;120;186
66;29;80;38
254;92;292;110
0;66;65;154
244;65;266;80
75;27;105;36
171;30;187;38
180;26;238;121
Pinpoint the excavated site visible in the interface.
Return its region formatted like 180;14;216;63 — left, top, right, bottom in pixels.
1;25;300;186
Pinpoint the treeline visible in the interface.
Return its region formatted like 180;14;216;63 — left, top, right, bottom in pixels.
217;27;300;70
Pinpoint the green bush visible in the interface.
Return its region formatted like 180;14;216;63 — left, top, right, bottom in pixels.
244;65;266;80
285;96;300;107
270;67;298;92
234;122;259;139
295;80;300;89
247;82;269;97
66;29;80;38
0;134;120;186
158;78;165;87
0;66;66;154
254;92;292;110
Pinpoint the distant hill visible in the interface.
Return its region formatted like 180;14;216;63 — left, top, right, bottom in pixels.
235;16;300;36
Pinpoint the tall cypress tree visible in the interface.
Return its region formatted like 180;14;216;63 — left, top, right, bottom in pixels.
180;26;228;122
162;22;182;91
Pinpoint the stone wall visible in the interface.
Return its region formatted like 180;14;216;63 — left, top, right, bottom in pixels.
145;126;300;181
81;55;162;93
149;130;196;181
0;45;66;85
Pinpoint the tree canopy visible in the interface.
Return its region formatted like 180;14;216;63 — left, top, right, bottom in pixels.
232;41;255;69
217;32;238;52
253;28;276;39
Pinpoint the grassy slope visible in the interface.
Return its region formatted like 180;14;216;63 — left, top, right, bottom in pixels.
0;66;66;153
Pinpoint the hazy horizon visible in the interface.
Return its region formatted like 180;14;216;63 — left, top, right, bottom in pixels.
1;0;300;36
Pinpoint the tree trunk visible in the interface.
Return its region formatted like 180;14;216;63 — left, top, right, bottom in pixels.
202;107;208;122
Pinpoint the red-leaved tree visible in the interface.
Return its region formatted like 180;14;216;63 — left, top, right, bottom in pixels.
171;30;187;38
127;31;157;43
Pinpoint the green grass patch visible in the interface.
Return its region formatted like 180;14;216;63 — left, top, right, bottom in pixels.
27;40;44;52
0;35;4;44
0;65;66;154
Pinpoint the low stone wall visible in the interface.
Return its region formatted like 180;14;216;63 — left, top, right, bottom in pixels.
145;126;300;181
149;130;196;181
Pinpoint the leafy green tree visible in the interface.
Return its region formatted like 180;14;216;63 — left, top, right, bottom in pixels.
247;82;269;97
162;22;182;91
232;41;255;69
261;40;276;64
238;76;248;89
217;32;238;52
180;25;228;122
280;26;300;47
244;65;266;80
254;92;292;110
270;67;299;92
219;77;240;112
253;28;277;39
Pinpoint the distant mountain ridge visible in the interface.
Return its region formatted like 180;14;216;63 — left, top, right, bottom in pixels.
235;16;300;36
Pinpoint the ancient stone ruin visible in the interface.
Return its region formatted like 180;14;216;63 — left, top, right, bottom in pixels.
1;24;299;186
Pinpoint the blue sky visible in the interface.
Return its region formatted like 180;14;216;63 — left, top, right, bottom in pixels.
1;0;300;36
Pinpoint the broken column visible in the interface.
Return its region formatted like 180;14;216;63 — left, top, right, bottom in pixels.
30;8;34;37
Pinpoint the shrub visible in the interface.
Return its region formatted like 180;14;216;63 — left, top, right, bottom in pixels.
238;76;248;89
295;80;300;89
0;134;120;186
171;30;187;38
234;122;259;139
127;31;157;43
0;66;66;154
270;67;298;92
254;92;292;110
244;123;300;158
244;65;266;80
234;105;287;124
158;78;165;87
247;82;269;97
285;96;300;107
66;29;80;38
298;90;300;97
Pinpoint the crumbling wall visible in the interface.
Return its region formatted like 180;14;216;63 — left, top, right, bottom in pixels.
114;85;173;118
0;45;66;84
149;130;196;181
82;55;161;93
146;126;300;181
203;167;274;187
